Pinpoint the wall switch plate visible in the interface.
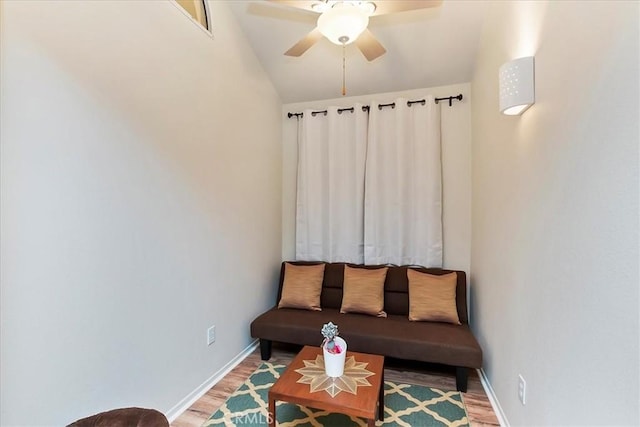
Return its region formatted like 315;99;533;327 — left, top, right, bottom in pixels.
207;325;216;346
518;374;526;405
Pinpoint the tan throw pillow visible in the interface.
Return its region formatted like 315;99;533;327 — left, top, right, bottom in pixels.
278;263;325;311
408;270;461;324
340;265;388;317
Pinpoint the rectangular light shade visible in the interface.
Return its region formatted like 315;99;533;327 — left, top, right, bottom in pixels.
499;56;535;115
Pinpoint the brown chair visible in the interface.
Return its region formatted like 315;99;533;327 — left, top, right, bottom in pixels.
67;407;169;427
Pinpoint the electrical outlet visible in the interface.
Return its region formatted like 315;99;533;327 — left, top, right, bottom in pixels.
207;325;216;346
518;374;526;405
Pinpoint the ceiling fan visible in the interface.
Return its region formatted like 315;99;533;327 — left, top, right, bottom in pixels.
267;0;442;61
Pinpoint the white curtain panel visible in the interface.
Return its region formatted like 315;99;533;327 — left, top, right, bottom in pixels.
364;96;443;267
295;105;368;263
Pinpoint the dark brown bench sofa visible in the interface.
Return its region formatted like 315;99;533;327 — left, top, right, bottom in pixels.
250;261;482;392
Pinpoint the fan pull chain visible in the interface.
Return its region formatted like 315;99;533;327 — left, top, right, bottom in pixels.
342;44;346;96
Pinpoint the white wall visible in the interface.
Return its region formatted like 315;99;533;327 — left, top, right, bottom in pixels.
282;84;472;276
0;1;282;425
470;1;639;425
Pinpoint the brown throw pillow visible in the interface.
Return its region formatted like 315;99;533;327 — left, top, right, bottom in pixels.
407;270;461;324
278;263;325;311
340;265;388;317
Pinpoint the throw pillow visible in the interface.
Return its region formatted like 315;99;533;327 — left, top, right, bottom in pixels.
407;269;461;324
340;265;388;317
278;263;325;311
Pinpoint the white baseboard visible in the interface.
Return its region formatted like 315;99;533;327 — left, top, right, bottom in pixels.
165;339;259;422
477;368;510;427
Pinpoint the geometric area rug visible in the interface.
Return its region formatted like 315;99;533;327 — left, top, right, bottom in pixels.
203;362;469;427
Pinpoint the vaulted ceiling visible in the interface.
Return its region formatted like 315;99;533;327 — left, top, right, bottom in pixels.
227;1;488;103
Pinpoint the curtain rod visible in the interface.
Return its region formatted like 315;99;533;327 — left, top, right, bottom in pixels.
286;94;463;118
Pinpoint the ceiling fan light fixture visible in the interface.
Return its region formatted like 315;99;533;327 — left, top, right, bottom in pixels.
317;2;369;45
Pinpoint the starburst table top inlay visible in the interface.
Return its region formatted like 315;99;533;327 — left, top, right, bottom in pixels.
294;354;374;397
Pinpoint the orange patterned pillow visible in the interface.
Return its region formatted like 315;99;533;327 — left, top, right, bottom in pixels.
407;270;461;324
278;263;325;311
340;265;388;317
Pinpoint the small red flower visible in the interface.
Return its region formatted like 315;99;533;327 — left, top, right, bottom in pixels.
327;344;342;354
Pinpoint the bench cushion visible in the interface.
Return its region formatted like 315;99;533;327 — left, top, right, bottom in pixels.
250;307;482;368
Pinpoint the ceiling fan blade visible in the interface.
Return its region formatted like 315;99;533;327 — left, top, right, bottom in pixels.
285;27;324;57
265;1;321;14
370;0;443;16
355;29;386;61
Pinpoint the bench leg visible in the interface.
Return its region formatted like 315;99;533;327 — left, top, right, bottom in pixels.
456;367;468;392
260;339;272;360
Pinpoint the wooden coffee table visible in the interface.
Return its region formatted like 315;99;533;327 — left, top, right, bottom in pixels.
268;346;385;427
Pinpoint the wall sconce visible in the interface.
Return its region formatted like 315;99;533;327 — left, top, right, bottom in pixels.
499;56;535;115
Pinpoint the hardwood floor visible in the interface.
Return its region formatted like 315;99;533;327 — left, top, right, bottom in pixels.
171;343;500;427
